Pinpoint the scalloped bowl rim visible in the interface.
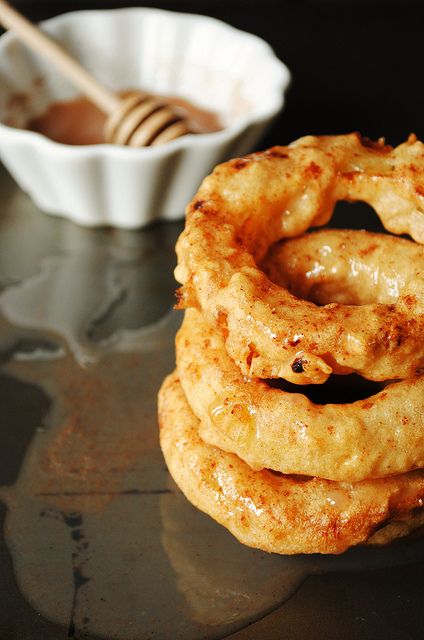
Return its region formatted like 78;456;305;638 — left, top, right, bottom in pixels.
0;7;291;158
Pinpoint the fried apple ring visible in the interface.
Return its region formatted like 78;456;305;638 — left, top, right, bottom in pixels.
175;133;424;384
262;229;424;308
176;309;424;482
158;372;424;555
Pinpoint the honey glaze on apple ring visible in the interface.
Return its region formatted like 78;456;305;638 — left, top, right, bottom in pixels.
261;228;424;381
262;229;424;308
175;133;424;384
158;373;424;555
176;309;424;482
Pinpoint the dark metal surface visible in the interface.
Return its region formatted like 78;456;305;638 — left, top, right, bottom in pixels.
0;168;423;639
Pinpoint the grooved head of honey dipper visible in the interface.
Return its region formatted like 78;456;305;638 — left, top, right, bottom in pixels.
104;91;191;147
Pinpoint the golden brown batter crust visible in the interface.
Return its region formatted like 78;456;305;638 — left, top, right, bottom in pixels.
175;133;424;384
158;373;424;555
176;309;424;482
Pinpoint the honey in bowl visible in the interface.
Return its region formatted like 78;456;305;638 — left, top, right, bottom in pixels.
26;92;222;146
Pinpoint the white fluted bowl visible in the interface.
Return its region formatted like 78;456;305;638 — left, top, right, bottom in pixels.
0;8;290;228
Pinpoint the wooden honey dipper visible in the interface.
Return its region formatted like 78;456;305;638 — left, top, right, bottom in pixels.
0;0;192;146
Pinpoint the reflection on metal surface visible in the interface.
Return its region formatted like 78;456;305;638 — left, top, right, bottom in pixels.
0;187;180;366
160;490;309;629
0;170;423;639
159;485;424;635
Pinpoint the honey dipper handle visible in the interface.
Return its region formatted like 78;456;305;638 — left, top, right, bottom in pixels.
0;0;120;114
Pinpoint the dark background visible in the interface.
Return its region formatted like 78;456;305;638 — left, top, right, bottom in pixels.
11;0;424;148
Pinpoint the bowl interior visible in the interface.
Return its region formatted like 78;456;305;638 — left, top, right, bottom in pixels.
0;8;289;132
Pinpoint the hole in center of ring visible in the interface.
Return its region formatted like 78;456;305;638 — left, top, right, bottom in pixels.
265;374;394;405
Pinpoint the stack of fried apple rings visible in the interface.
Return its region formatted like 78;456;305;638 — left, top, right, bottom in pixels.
158;133;424;554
